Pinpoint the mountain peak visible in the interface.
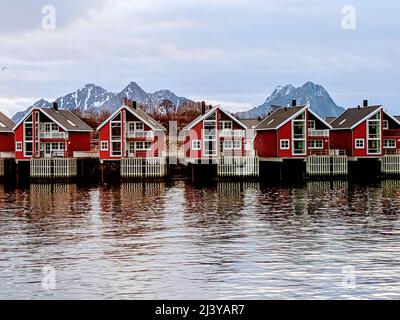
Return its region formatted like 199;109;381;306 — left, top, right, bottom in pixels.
238;81;344;119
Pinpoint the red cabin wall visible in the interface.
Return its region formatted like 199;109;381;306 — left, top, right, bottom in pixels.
68;132;91;157
0;133;15;152
15;123;24;160
254;131;277;157
330;130;353;156
277;121;293;158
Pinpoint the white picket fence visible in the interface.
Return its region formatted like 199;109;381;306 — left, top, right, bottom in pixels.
217;157;259;177
382;155;400;174
332;156;348;175
0;159;4;177
306;155;348;176
306;156;331;176
121;157;167;178
30;158;77;178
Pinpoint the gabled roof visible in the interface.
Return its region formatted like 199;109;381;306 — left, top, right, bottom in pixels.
383;110;400;127
97;104;166;131
0;111;15;133
240;118;263;129
255;106;306;130
330;105;382;130
13;108;93;132
183;105;247;131
324;116;336;124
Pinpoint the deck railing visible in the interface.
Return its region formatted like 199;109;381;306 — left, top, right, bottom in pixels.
125;131;154;139
219;130;245;138
40;132;67;139
308;129;329;137
30;158;77;178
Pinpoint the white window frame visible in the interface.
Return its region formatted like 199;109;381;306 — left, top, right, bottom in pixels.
280;139;290;150
135;141;152;150
355;139;365;149
223;140;241;150
383;120;389;130
100;141;109;151
219;121;233;130
308;140;323;150
16;142;22;152
192;140;201;150
128;121;144;132
308;120;316;130
384;139;396;149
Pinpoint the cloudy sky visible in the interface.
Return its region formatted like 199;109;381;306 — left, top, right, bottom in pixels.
0;0;399;116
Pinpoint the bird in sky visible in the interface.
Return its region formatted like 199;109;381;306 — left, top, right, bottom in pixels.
1;66;7;72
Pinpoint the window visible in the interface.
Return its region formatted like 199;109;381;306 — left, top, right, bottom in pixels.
16;142;22;151
128;122;144;131
192;140;201;150
111;141;122;156
384;139;396;149
355;139;365;149
308;140;323;149
223;140;241;150
219;121;232;130
100;141;108;151
383;120;389;130
280;139;290;150
135;141;151;150
308;120;316;129
44;123;59;132
367;112;381;154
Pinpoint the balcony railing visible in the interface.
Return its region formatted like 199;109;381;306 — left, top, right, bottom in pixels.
219;130;245;138
308;129;329;137
40;132;67;139
125;131;154;139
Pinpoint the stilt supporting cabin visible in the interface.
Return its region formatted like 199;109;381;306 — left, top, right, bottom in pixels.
120;157;167;178
30;158;77;179
217;156;259;177
306;155;348;176
0;159;4;177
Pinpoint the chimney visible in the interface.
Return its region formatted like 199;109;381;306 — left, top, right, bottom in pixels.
357;105;361;110
284;107;288;111
132;100;137;109
291;99;297;107
52;101;59;111
363;99;368;107
257;116;261;121
201;101;206;115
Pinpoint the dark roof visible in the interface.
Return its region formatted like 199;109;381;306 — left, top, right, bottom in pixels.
255;106;306;130
126;106;166;131
330;105;381;129
240;118;263;129
324;116;336;124
42;108;93;132
0;111;15;132
395;116;400;122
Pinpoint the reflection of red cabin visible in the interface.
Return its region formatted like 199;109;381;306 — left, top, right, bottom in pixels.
183;105;248;160
0;112;15;157
254;102;332;158
97;102;166;160
330;102;384;157
13;104;93;160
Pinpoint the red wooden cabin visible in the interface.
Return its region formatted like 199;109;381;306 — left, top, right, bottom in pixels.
13;103;93;160
0;112;15;157
97;101;166;160
183;104;249;160
254;101;332;158
382;112;400;155
330;101;384;157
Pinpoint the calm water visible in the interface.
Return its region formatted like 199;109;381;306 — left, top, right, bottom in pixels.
1;180;400;299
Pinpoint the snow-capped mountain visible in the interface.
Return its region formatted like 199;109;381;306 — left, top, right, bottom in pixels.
12;82;192;122
238;82;344;119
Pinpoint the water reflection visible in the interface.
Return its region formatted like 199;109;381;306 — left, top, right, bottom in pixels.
0;180;400;299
